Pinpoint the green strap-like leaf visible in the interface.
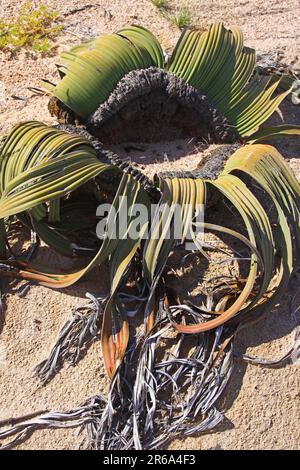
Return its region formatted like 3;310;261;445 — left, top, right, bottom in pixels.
246;125;300;143
47;26;164;118
168;23;295;137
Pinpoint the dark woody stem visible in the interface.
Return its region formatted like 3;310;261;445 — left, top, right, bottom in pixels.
50;67;236;145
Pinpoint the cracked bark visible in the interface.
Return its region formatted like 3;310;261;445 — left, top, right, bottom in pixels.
49;67;236;144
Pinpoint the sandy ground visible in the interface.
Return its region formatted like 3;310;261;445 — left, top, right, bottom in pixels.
0;0;300;450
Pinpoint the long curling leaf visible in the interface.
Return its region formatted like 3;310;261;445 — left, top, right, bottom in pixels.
246;125;300;143
46;26;164;118
168;23;295;137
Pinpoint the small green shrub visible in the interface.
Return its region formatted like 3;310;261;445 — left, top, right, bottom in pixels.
0;1;62;54
150;0;168;9
170;5;192;29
